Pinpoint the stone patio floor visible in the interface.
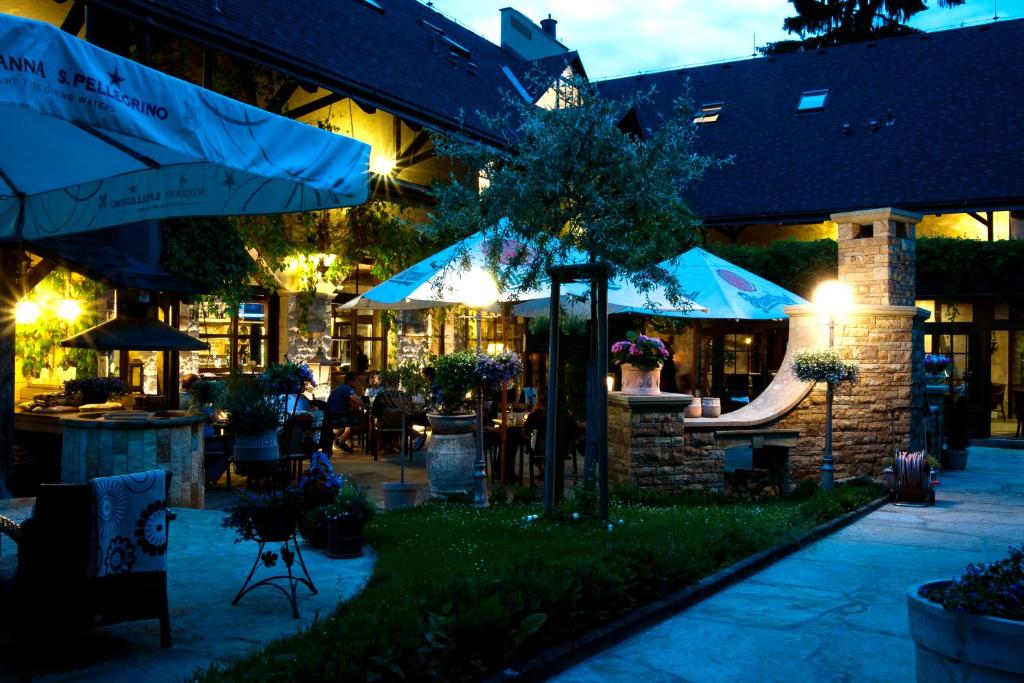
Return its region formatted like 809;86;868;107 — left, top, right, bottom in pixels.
0;506;375;682
555;446;1024;683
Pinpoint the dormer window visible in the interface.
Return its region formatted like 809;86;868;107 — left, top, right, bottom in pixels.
797;89;829;111
693;102;724;124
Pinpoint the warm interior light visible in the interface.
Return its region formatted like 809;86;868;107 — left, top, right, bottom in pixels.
743;336;752;345
15;300;40;324
486;342;505;354
57;299;82;322
606;373;615;393
812;280;853;322
370;154;397;176
456;269;499;309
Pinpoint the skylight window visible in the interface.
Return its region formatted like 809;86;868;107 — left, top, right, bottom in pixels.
443;36;471;59
358;0;383;11
797;89;829;111
693;102;724;124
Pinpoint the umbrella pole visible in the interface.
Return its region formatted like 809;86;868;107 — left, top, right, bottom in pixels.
0;247;18;497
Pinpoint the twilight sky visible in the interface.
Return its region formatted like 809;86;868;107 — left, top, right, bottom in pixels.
429;0;1024;79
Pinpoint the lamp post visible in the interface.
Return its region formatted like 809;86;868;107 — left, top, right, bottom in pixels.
813;280;853;491
457;269;499;508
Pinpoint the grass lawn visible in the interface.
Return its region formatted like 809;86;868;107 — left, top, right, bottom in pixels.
199;481;881;682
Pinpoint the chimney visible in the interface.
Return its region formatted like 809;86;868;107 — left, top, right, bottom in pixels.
540;14;557;39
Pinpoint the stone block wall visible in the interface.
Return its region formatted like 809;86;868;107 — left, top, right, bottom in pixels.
608;394;724;493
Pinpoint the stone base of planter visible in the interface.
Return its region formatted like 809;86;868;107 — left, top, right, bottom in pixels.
908;580;1024;682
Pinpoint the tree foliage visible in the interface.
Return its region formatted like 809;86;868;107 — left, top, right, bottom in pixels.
428;76;720;306
761;0;965;54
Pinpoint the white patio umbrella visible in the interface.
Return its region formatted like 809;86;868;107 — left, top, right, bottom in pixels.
0;13;369;240
343;231;706;314
618;247;807;320
0;13;371;497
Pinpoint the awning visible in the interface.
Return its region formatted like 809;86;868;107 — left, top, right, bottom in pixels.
0;13;370;240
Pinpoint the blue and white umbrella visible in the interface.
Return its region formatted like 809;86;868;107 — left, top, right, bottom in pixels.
343;231;706;314
621;247;806;319
0;13;369;240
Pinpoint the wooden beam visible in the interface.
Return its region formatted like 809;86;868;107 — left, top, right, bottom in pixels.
397;129;432;169
60;1;86;35
264;80;300;115
22;258;56;293
285;92;343;120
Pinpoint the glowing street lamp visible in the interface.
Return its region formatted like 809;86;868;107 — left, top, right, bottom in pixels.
812;280;853;491
459;269;499;508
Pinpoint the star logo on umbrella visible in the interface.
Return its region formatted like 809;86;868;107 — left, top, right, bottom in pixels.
221;171;237;191
107;67;126;88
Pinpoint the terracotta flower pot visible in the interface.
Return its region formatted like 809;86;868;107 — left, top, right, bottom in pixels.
620;363;662;396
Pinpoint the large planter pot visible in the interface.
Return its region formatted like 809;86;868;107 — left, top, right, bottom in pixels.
233;429;281;463
941;448;969;470
620;363;662;396
427;412;475;435
382;481;418;510
426;432;476;498
908;580;1024;681
326;514;365;559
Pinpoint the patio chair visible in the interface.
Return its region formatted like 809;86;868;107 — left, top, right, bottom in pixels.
0;471;174;676
990;382;1006;420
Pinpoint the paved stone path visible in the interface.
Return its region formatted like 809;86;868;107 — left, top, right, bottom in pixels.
555;447;1024;683
0;507;374;682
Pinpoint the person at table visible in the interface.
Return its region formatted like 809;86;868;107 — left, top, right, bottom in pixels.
328;372;363;453
364;372;383;399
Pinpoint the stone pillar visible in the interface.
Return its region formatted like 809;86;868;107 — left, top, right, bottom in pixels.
607;393;724;492
280;291;333;363
825;208;927;475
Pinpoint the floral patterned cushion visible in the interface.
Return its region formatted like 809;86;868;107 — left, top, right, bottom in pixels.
91;470;168;577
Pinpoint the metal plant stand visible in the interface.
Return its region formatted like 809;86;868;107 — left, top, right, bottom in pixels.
232;532;317;619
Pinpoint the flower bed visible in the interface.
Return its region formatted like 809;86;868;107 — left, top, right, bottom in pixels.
198;482;881;682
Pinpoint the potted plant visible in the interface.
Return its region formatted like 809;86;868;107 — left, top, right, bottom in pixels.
222;490;301;543
64;376;126;405
477;350;524;483
293;451;345;548
219;373;283;466
610;331;670;396
942;395;970;470
426;350;482;498
427;351;479;433
324;483;375;559
187;377;225;414
908;545;1024;681
377;362;431;510
264;356;317;418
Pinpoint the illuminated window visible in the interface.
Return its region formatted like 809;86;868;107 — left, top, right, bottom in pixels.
797;89;829;111
535;66;581;110
693;102;724;124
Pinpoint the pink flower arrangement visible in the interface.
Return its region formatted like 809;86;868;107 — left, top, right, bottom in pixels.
610;332;669;371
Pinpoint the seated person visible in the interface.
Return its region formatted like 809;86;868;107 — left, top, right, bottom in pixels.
364;372;384;399
328;372;363;453
179;373;200;411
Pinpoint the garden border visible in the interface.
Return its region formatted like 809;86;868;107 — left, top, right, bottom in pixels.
486;493;891;682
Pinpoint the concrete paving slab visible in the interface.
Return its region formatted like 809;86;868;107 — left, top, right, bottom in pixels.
0;506;374;683
555;447;1024;683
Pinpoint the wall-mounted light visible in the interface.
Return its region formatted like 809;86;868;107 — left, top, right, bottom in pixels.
370;154;397;176
15;300;40;324
57;299;83;322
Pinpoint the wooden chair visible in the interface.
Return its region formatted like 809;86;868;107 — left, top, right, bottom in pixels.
990;382;1006;420
1014;390;1024;437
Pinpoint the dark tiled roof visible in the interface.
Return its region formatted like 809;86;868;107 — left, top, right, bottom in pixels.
599;20;1024;225
94;0;573;142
